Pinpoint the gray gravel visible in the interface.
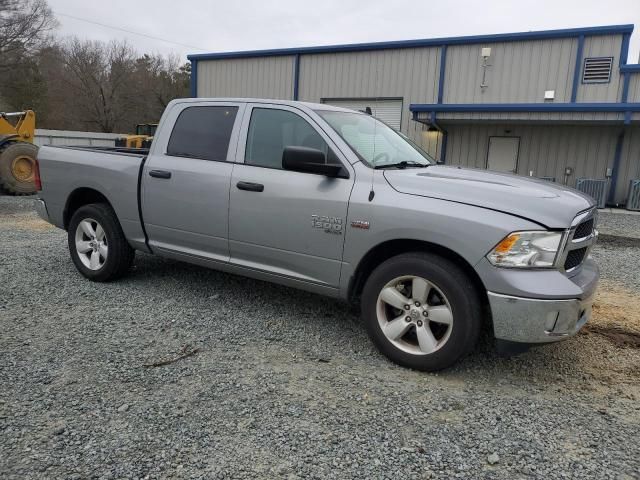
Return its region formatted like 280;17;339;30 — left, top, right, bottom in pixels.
597;211;640;239
1;196;640;479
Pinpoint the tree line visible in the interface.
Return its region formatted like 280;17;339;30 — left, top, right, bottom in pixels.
0;0;191;133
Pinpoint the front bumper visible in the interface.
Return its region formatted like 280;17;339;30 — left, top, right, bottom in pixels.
488;290;594;343
34;198;50;223
486;257;598;344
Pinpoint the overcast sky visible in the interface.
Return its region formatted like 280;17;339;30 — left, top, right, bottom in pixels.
48;0;640;63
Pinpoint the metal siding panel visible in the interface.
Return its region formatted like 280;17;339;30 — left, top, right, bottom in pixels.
577;35;624;102
616;127;640;204
321;99;403;130
628;74;640;102
297;47;438;150
444;37;578;104
442;124;619;190
197;56;294;99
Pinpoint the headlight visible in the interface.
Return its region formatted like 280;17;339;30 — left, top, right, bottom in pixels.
487;231;563;268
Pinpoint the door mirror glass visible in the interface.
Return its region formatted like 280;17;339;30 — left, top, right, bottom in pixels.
282;146;345;178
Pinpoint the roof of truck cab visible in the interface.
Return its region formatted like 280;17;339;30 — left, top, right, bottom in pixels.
171;97;359;113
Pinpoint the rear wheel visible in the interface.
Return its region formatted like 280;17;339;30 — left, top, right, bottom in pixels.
68;203;134;281
0;142;39;195
361;252;481;371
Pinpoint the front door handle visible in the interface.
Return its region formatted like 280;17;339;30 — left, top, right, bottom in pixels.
236;181;264;192
149;170;172;179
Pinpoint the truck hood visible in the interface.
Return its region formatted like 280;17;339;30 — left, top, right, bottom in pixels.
383;166;595;228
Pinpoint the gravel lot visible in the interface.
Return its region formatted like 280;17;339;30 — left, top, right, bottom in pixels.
1;196;639;480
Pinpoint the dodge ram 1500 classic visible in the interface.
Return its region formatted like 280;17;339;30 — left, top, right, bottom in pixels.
34;98;599;370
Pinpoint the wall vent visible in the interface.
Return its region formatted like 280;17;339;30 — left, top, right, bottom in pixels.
538;176;556;182
582;57;613;84
575;178;607;208
627;180;640;211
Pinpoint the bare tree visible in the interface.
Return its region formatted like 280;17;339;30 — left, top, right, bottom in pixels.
0;0;56;69
62;38;137;132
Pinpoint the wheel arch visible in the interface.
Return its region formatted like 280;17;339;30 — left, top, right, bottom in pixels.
348;239;490;312
63;187;113;230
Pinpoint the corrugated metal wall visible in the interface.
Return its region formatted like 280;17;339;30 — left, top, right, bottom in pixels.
617;127;640;204
627;73;640;102
444;38;577;103
576;35;624;102
297;47;440;150
443;123;625;200
197;56;295;99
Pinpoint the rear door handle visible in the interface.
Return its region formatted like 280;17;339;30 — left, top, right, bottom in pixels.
236;181;264;192
149;170;172;179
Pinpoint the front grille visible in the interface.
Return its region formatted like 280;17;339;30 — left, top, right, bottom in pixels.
564;247;587;271
573;218;594;240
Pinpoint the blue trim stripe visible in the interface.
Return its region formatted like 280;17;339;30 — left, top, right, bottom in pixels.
293;54;301;100
410;102;640;113
437;45;447;104
620;32;631;66
621;72;631;103
571;35;585;103
187;24;633;61
190;60;198;97
621;64;640;72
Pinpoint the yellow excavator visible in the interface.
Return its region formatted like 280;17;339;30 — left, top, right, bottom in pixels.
0;110;39;195
115;123;157;149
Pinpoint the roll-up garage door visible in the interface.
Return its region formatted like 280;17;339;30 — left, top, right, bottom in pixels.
321;99;403;130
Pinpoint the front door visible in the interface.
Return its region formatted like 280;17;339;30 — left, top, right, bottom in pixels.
487;136;520;173
142;102;244;261
229;104;354;287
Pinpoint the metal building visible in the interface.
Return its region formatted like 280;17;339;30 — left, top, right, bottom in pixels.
188;24;640;207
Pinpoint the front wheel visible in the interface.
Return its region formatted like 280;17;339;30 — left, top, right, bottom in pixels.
68;203;134;282
361;252;482;371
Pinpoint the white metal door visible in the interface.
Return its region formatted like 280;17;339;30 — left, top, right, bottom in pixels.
322;99;403;130
487;137;520;173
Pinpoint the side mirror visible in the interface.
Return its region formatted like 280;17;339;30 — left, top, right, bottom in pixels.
282;146;346;178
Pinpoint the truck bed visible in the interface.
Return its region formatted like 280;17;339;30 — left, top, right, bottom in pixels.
36;144;149;251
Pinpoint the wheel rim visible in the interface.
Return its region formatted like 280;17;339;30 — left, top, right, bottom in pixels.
376;275;453;355
11;155;35;182
74;218;108;270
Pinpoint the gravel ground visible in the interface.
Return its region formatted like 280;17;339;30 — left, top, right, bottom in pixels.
597;211;640;239
1;196;639;480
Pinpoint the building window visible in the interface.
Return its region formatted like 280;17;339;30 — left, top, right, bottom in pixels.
582;57;613;84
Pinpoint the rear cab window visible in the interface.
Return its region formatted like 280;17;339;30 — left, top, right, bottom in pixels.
167;106;238;161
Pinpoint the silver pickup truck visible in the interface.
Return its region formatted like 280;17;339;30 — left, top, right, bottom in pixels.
34;98;599;371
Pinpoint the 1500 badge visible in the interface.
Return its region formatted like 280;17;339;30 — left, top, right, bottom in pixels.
311;215;343;235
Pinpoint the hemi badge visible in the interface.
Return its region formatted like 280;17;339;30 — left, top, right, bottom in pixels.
351;220;370;230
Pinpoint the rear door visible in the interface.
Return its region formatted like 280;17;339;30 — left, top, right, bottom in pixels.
228;104;354;287
141;101;244;261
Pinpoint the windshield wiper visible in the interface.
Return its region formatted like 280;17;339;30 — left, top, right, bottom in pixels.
374;161;429;170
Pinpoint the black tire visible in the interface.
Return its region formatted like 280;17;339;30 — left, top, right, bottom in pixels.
0;142;39;195
68;203;134;282
361;252;482;371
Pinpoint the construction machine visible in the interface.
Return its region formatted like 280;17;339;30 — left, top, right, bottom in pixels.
115;123;157;149
0;110;39;195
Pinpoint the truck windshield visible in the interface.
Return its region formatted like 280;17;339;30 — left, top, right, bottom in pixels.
316;110;434;168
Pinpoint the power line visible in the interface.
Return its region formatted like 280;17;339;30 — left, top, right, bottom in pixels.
53;11;207;51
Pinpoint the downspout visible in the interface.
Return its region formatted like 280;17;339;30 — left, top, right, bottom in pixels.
190;59;198;98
